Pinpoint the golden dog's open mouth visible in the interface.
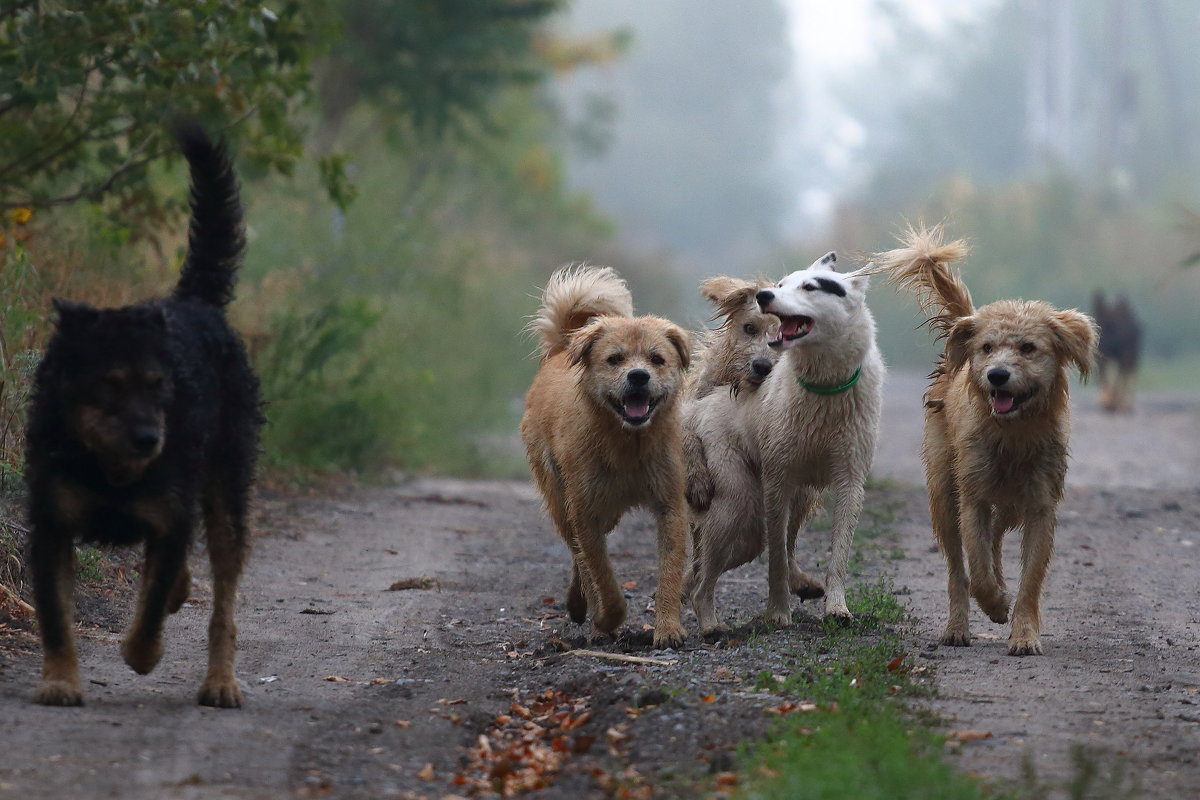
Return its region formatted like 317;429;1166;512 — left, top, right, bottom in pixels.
610;392;656;426
776;315;814;341
989;388;1035;415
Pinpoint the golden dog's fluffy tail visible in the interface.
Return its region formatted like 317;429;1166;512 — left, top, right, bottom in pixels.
873;224;972;336
530;265;634;359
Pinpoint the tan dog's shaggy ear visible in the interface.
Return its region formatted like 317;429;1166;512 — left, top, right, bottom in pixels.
944;316;977;372
1050;309;1099;381
665;325;692;370
699;276;758;320
567;320;607;366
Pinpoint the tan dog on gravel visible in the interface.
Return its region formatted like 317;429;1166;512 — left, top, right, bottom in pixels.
521;265;691;648
874;225;1097;655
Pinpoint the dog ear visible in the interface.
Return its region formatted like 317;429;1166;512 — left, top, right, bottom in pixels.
1050;309;1099;381
664;324;692;370
52;298;99;332
944;316;977;372
567;320;606;366
699;277;757;319
810;251;838;272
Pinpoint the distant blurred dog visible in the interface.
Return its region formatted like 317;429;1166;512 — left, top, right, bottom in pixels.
875;225;1097;655
682;276;825;633
520;266;690;648
24;122;261;706
1092;291;1142;413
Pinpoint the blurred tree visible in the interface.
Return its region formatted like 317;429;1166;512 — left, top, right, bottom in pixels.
0;1;321;228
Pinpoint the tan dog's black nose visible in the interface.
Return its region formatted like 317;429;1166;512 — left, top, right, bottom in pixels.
627;369;650;387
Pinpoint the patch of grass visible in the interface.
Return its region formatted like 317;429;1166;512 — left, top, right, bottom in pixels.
74;546;106;584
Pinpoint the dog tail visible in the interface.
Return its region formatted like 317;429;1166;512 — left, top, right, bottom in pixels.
873;223;972;336
529;265;633;359
171;120;245;309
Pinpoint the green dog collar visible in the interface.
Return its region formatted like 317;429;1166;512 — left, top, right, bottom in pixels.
797;366;862;395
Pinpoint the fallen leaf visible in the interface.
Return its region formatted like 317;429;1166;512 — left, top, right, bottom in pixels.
714;772;738;786
701;694;716;703
416;763;435;780
323;675;351;683
641;623;655;631
622;580;638;590
606;726;630;756
394;720;410;728
948;730;993;742
887;655;905;672
437;698;468;706
542;596;556;604
369;677;392;685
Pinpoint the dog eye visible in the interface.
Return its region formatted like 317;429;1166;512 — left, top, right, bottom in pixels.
981;343;993;354
802;283;816;292
742;323;757;335
606;354;624;366
1020;343;1036;355
650;353;666;366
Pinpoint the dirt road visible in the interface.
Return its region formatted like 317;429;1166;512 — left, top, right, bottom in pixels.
0;371;1197;798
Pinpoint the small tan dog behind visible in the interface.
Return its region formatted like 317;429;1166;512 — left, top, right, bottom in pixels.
520;265;690;648
874;225;1097;655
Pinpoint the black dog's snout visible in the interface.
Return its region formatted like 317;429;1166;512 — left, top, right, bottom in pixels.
627;369;650;387
755;290;775;309
131;428;161;454
987;368;1010;387
751;358;773;378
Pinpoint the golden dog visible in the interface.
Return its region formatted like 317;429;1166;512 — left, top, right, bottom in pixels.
875;226;1097;655
520;265;690;648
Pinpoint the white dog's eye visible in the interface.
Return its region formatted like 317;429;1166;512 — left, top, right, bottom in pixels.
1020;343;1036;355
743;323;757;335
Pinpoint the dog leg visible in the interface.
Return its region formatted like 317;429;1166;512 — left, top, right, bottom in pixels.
566;560;588;624
823;474;865;619
1008;513;1055;656
122;532;189;676
651;504;687;649
569;510;626;636
167;565;191;615
761;478;792;626
928;477;970;646
198;483;250;707
962;501;1009;624
787;489;824;600
31;532;84;706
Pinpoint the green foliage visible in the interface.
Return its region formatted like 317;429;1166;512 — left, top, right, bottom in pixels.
74;546;105;584
1;244;43;486
0;0;317;230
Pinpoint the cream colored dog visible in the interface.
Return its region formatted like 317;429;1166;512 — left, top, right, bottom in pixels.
874;226;1097;655
520;266;690;648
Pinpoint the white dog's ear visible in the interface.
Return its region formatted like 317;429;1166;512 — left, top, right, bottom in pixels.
810;251;838;272
945;316;977;372
664;324;692;370
1050;309;1099;381
567;320;607;366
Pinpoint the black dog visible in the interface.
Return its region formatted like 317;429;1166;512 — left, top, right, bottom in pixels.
1092;290;1142;413
24;122;261;707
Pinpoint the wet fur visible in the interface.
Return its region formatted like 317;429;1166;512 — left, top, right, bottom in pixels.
520;266;690;648
875;225;1098;655
24;121;261;707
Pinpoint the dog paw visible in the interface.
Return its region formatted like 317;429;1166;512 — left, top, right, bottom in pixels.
971;586;1010;624
121;635;163;675
592;600;627;634
1007;637;1043;657
763;605;792;627
788;571;825;600
33;680;84;707
823;600;853;621
940;628;972;647
566;589;588;624
198;677;244;708
652;621;687;650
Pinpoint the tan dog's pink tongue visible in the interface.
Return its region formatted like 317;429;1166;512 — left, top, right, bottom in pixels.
624;398;650;418
991;392;1015;413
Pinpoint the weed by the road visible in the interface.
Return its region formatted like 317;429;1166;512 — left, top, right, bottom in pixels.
75;546;106;584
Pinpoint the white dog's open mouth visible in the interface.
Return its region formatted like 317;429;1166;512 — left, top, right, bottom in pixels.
776;315;814;341
611;392;657;426
990;388;1035;415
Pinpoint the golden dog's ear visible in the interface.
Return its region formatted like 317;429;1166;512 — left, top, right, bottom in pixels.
944;316;977;372
664;325;692;370
1050;309;1099;380
567;320;607;366
699;276;757;319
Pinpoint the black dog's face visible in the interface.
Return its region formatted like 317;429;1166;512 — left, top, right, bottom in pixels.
52;300;174;486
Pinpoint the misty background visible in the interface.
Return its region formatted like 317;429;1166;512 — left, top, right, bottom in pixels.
553;0;1200;366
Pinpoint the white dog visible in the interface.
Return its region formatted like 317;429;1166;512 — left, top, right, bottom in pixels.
687;253;883;629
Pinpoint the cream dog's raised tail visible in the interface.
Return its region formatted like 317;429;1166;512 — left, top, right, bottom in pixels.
529;265;634;359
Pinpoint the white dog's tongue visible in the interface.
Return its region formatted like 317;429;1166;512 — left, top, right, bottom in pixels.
779;318;801;338
624;397;650;418
991;391;1015;414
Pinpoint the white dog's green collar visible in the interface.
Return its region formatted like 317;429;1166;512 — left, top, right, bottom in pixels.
797;367;862;395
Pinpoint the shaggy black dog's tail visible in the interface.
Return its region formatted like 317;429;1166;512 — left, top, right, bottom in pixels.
172;120;245;309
